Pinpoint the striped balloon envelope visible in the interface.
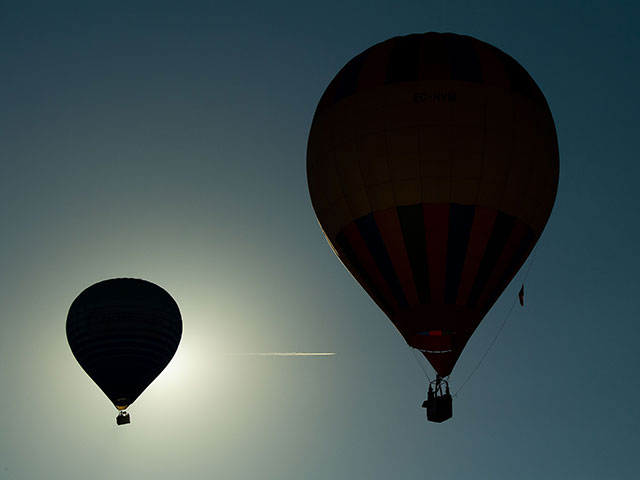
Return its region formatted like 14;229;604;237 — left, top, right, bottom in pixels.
67;278;182;419
307;32;558;378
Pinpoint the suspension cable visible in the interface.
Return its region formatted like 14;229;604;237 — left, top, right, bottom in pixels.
453;294;518;397
452;244;540;397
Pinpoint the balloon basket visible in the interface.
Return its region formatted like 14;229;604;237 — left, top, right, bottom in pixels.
422;377;453;423
116;411;131;426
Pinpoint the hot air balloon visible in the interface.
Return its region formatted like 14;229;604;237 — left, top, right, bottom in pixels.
66;278;182;425
307;32;558;422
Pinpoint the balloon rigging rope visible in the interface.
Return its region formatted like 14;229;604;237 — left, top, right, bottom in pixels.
452;294;518;397
452;244;540;397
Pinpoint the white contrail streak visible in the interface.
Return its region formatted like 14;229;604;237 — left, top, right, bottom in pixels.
224;352;336;356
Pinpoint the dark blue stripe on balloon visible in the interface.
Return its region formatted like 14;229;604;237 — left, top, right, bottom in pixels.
443;33;482;83
333;49;369;103
444;204;476;304
356;214;409;308
334;231;393;314
492;45;545;104
385;34;421;84
314;48;371;117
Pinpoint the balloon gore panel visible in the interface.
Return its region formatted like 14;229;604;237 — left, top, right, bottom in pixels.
67;278;182;409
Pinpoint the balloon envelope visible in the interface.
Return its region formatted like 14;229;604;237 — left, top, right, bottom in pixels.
307;33;558;376
66;278;182;409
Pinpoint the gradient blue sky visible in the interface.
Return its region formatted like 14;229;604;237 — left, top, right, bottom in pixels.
1;1;638;479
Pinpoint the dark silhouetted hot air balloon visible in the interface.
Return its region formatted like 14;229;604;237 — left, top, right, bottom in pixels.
307;32;558;422
66;278;182;425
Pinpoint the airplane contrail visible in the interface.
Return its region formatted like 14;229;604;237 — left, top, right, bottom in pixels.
224;352;336;356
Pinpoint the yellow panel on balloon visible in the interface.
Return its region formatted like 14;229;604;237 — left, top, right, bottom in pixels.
421;176;451;204
393;178;421;206
367;182;395;212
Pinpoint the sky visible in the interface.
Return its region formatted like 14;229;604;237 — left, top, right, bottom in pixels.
1;1;639;479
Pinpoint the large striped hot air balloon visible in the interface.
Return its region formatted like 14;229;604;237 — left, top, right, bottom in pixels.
307;32;558;420
66;278;182;424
